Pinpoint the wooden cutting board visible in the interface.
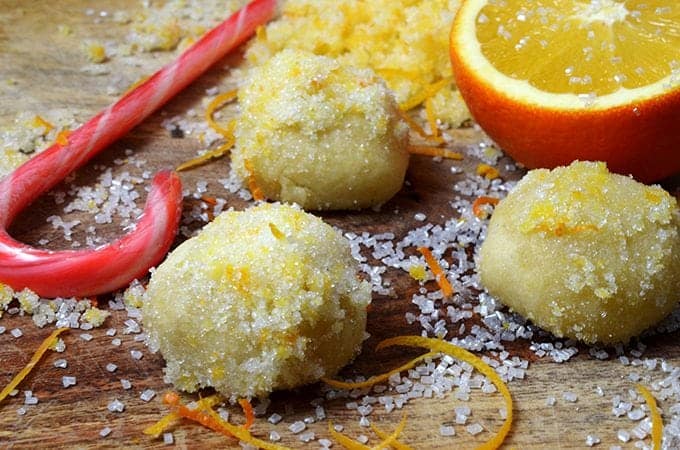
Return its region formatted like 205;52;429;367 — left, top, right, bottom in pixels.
1;1;679;448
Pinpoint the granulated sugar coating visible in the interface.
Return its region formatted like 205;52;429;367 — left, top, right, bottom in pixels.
480;161;680;344
232;49;409;210
143;203;371;399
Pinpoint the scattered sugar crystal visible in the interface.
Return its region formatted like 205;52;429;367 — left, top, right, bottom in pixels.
268;413;282;424
163;432;174;444
269;431;281;442
107;399;125;412
466;423;484;435
106;328;117;337
140;389;156;402
130;350;143;360
318;438;332;448
414;213;427;221
333;424;344;432
299;431;315;442
289;421;306;434
106;363;118;372
359;416;370;427
617;429;630;442
120;379;132;390
627;408;645;421
24;391;37;405
10;328;23;338
545;396;556;406
62;376;77;388
357;435;369;444
0;326;5;334
100;427;112;437
585;435;601;446
563;391;578;402
17;407;26;416
111;338;122;346
80;333;93;341
440;425;456;436
54;359;68;369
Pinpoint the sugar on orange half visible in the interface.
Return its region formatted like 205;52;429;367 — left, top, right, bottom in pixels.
450;0;680;182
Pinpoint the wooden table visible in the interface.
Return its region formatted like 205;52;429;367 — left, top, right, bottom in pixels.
1;1;679;448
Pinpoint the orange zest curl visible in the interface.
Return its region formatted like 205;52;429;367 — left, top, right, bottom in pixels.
55;129;71;146
238;398;254;430
400;77;452;112
376;336;513;450
176;123;236;171
417;247;454;298
424;97;440;139
32;115;55;134
370;422;414;450
156;391;291;449
322;351;439;390
329;413;408;450
472;196;500;219
408;145;463;161
397;109;445;145
636;384;663;450
206;89;238;137
244;159;265;201
0;328;68;405
476;163;501;180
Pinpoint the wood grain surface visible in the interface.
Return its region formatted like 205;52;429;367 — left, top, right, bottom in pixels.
1;1;679;449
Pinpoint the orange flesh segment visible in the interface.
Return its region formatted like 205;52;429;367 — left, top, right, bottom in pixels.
475;1;680;95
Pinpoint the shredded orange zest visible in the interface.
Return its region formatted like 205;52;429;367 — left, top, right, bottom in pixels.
55;130;71;146
32;115;55;134
531;222;600;236
145;393;221;438
143;411;181;438
204;404;292;450
244;159;265;201
397;109;445;145
377;336;513;450
472;196;501;219
200;195;217;206
322;351;438;390
424;97;439;139
256;25;267;42
269;222;285;240
370;422;414;450
176;134;235;171
417;247;454;298
400;77;452;112
328;421;371;450
329;414;408;450
238;398;254;430
476;163;501;180
0;328;68;405
151;392;290;448
637;384;663;450
206;90;238;137
409;146;463;161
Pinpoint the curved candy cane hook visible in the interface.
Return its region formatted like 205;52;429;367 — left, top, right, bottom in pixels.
0;0;277;298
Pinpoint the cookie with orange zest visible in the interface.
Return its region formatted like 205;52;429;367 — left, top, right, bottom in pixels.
450;0;680;182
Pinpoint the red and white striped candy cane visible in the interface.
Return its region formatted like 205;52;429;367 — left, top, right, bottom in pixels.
0;0;277;298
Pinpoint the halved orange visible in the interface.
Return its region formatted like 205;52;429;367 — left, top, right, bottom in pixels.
450;0;680;182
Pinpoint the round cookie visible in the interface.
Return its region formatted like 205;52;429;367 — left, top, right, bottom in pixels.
479;161;680;344
143;203;371;399
233;48;409;210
